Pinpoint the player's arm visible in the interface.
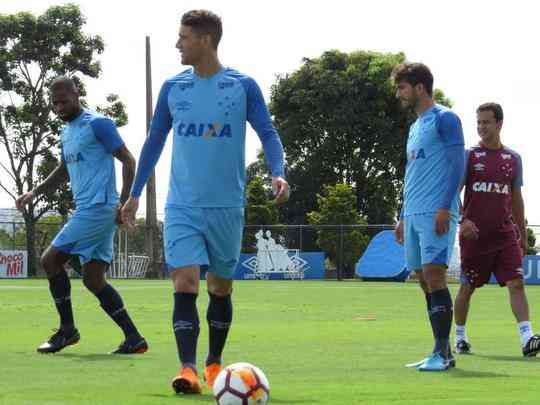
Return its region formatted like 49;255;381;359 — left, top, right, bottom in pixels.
242;76;288;204
121;81;173;227
511;154;527;255
394;201;405;245
458;149;479;240
112;145;136;206
436;111;465;235
15;161;68;212
90;118;135;208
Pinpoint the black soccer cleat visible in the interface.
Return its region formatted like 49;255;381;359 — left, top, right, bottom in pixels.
447;350;456;368
37;328;80;354
111;335;148;354
523;335;540;357
455;340;472;354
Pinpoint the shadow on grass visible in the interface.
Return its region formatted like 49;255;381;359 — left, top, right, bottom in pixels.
448;368;509;378
475;354;540;363
144;394;316;403
144;393;215;401
58;353;134;361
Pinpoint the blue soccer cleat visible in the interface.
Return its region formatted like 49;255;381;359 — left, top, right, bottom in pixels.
406;355;455;369
405;357;428;368
417;352;451;372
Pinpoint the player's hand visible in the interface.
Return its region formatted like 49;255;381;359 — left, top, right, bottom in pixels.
459;218;479;240
115;203;124;226
435;208;450;235
120;196;139;231
272;176;290;205
15;191;34;212
394;220;404;245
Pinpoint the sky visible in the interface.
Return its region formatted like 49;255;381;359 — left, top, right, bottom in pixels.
1;0;540;223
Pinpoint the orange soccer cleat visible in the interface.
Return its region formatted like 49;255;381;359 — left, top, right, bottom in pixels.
171;366;202;394
203;363;223;389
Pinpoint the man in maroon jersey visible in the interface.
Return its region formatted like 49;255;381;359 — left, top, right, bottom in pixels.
454;102;540;357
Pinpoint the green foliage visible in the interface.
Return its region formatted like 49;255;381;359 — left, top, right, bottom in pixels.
307;184;369;274
255;49;451;226
96;94;128;127
434;88;453;108
245;177;279;225
527;227;537;255
33;215;64;255
36;149;74;218
0;215;64;255
124;218;149;255
243;177;280;252
0;4;126;274
0;228;14;249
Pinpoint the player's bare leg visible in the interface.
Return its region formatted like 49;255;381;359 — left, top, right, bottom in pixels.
506;278;540;356
454;284;474;353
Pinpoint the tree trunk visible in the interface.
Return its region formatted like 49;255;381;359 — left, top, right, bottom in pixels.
24;215;37;276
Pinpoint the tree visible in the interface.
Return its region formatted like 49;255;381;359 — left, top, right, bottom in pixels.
0;228;14;248
0;5;126;274
245;177;279;225
261;50;451;225
243;177;280;253
527;227;537;255
1;214;63;257
307;184;369;278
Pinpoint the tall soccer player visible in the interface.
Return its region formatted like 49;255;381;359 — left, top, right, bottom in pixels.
392;63;465;371
16;77;148;355
121;10;288;394
454;102;540;356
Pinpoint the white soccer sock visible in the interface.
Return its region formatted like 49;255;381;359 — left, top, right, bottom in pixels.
518;321;534;347
455;325;468;342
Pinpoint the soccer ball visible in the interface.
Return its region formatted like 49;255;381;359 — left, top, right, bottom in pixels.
213;362;270;405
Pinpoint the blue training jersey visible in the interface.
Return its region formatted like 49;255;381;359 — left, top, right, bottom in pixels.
131;67;285;208
60;109;124;209
403;104;464;217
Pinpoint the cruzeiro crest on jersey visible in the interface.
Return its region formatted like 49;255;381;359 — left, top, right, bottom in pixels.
218;80;235;89
177;80;194;91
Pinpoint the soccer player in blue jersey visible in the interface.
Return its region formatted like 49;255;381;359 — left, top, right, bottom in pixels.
16;77;148;355
392;63;465;371
120;10;289;394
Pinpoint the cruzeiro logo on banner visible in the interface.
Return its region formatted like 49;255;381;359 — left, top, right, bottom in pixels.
242;230;308;279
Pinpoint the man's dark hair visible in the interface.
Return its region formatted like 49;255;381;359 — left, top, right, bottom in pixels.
392;62;434;96
181;9;222;49
477;102;504;122
50;76;78;93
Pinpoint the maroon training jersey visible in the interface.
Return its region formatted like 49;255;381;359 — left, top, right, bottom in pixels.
460;145;523;257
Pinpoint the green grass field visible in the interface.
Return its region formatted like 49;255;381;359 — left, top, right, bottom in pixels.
1;279;540;405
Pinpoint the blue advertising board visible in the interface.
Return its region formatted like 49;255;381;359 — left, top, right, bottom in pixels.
232;251;326;280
